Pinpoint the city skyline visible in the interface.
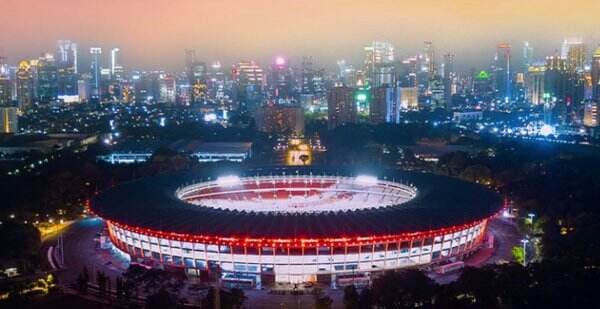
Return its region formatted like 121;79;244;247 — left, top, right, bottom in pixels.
1;0;600;70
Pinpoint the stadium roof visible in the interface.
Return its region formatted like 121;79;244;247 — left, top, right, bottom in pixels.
91;166;501;239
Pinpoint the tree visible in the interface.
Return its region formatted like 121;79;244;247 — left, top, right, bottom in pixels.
343;285;360;309
371;269;436;308
315;295;333;309
359;287;374;309
146;288;178;309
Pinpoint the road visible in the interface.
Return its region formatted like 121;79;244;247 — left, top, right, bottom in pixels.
41;217;127;287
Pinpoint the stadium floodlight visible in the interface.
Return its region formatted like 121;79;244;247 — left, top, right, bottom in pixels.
355;175;378;186
216;175;242;187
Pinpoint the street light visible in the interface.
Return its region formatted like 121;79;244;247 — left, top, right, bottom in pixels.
527;213;535;224
520;238;530;267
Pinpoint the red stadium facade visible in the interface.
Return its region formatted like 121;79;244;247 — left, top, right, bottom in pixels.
94;170;499;288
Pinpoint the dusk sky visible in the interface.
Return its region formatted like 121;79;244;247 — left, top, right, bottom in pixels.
1;0;599;71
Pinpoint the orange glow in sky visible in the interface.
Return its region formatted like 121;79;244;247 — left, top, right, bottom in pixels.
1;0;599;69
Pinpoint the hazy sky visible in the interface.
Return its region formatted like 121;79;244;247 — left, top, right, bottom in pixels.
1;0;599;71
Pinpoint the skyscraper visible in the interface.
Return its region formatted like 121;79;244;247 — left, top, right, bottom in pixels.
90;47;102;98
158;73;177;104
267;56;294;101
0;59;17;134
544;55;569;101
592;47;600;101
370;86;401;124
495;43;512;100
16;60;33;110
364;41;394;85
56;40;78;73
561;38;586;71
111;48;124;79
327;86;356;129
37;54;58;102
443;53;455;106
523;41;534;71
423;41;436;79
526;63;546;105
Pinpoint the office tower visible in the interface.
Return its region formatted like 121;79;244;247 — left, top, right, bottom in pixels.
232;60;264;110
398;57;418;88
443;53;455;106
364;41;394;85
337;60;357;87
327;86;356;129
255;103;305;134
0;107;18;134
56;40;78;73
370;86;400;124
207;61;226;100
399;87;419;110
523;41;534;71
544;55;569;101
592;47;600;101
267;56;294;102
90;47;102;98
473;70;494;98
429;77;445;109
583;101;599;127
78;76;91;102
37;54;58;102
495;43;512;100
158;73;177;104
185;50;208;103
526;63;546;105
16;60;33;110
0;72;11;106
111;48;122;77
562;38;585;71
423;41;436;78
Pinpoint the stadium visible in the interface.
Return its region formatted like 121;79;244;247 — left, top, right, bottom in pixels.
91;166;501;288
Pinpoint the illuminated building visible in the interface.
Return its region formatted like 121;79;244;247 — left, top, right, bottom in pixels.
233;60;265;109
267;56;294;101
561;38;585;71
473;70;494;98
327;86;356;129
423;41;436;79
526;63;546;105
370;86;400;124
337;60;357;87
522;41;534;71
111;48;124;79
78;76;91;102
56;40;78;74
37;54;58;102
255;103;304;135
0;107;18;134
443;53;456;106
0;65;11;106
301;56;325;97
159;74;177;104
429;77;445;109
185;51;208;104
495;43;512;100
16;60;33;110
364;41;395;85
592;47;600;101
91;167;500;287
544;55;569;102
583;101;598;127
90;47;102;98
399;87;419;110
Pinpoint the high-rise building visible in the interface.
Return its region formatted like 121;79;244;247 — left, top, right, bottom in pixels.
592;47;600;101
370;86;401;124
544;55;569;101
399;87;419;110
16;60;33;110
0;107;18;134
562;38;586;71
429;77;445;109
233;60;264;110
526;63;546;105
90;47;102;98
443;53;455;106
56;40;78;73
255;103;304;135
423;41;436;79
37;54;58;102
495;43;512;100
267;56;294;101
583;101;599;127
158;73;177;104
523;41;534;71
327;86;356;129
0;73;11;106
364;41;394;85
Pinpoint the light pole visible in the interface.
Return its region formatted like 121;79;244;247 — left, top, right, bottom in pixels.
520;238;529;267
